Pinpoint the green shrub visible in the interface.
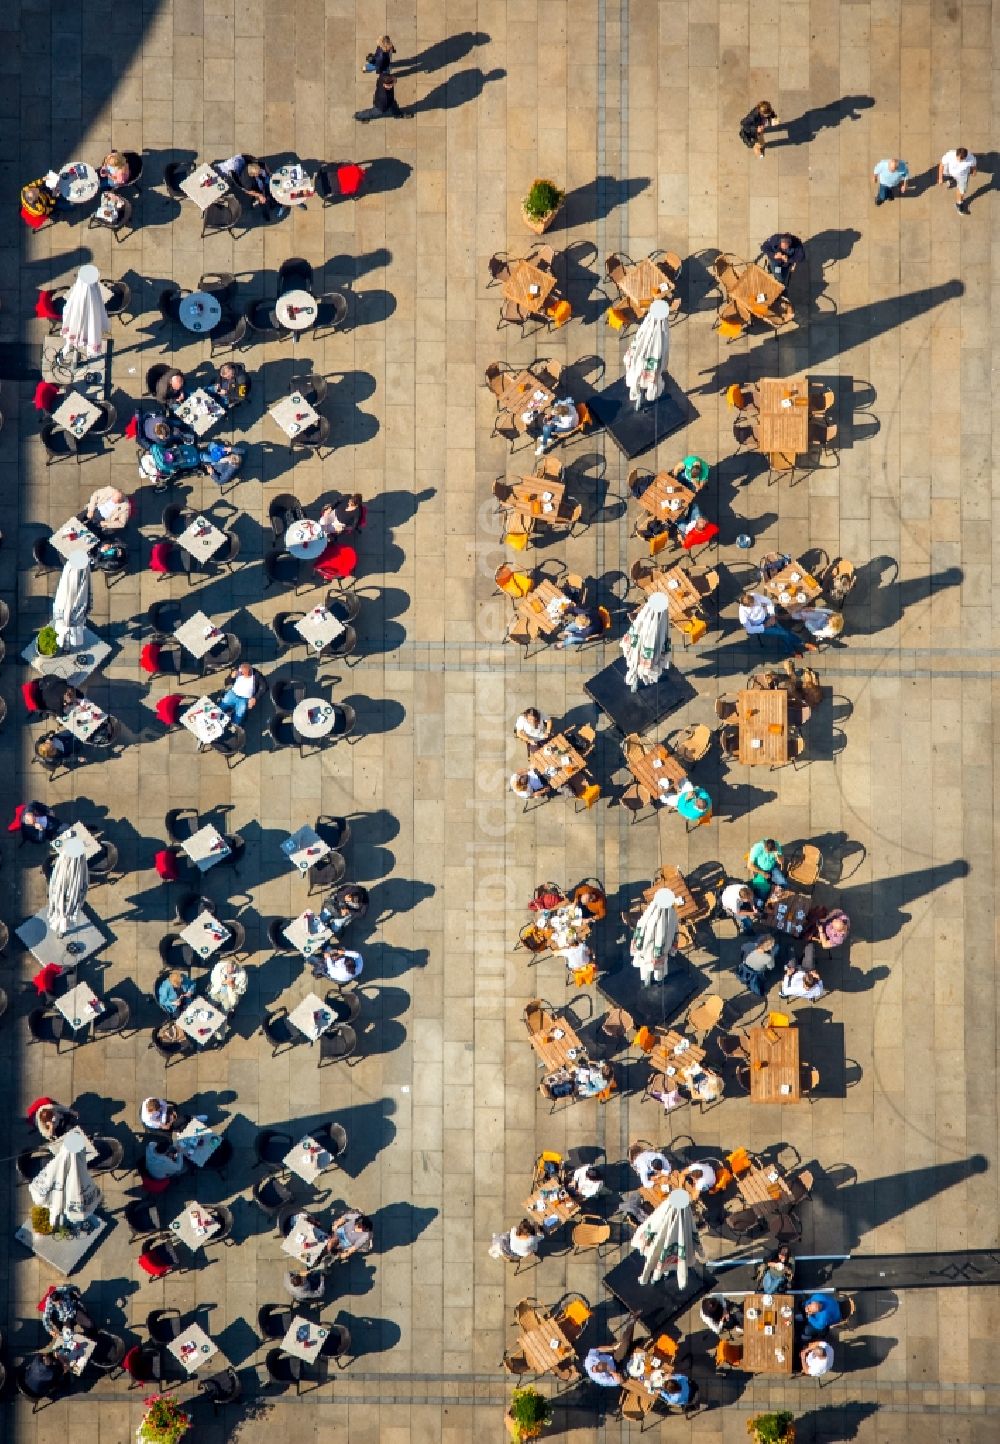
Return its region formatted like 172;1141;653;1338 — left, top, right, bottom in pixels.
523;180;564;220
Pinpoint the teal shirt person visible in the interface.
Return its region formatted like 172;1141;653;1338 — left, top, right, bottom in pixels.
676;784;712;823
676;455;708;485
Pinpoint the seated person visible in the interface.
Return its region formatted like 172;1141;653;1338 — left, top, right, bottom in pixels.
514;707;551;750
812;907;851;949
42;1284;93;1339
325;884;370;934
34;731;76;765
218;663;259;724
156;368;187;405
207;957;247;1012
92;538;127;575
35;1101;78;1141
24;1351;67;1395
144;1138;187;1180
748;837;787;895
572;880;607;919
326;1209;374;1260
720;880;757;934
209;360;250;409
799;605;844;642
84;485;130;533
99;150;132;188
284;1270;325;1303
574;1060;614;1097
14;800;61;843
760;232;805;286
552;939;594;975
583;1347;622;1386
39;680;82;716
498;1218;542;1261
216;153;288;220
662;777;712;824
156;969;196;1017
756;1245;796;1293
800;1339;834;1376
629;1144;671;1188
311;945;364;985
147;438;201;481
199;438;245;487
700;1295;741;1335
534;397;579;454
683;1160;717;1194
780;953;826;1002
670;455;709;487
510;768;547;799
802;1293;842;1338
739;933;780;988
554;606;604;649
141;413;192;446
21;176;59;222
659;1374;693;1408
739;592;814;656
565;1163;604;1200
320;493;364;536
140;1097;181;1132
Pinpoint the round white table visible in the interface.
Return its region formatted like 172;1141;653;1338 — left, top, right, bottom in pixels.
275;290;317;331
179;292;222;334
269;165;316;206
58;162;99;204
293;698;338;739
285;519;327;559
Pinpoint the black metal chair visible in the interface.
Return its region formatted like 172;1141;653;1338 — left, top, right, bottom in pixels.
316;815;351;850
314;290;349;335
269;677;307;712
201;632;242;674
91;1329;127;1375
146;1307;183;1345
14;1360;60;1412
202;1135;233;1178
312;1120;349;1165
202;192;244;239
254;1127;295;1172
149;1026;196;1066
104;279;133;323
89;1135;126;1176
198;270;236;302
270;611;306;652
267;917;297;954
39;421;78;465
264;1348;303;1393
161;502;192;537
209;311;248;356
165;807;199;843
124;1198;165;1242
163;160;195;198
210;726;246;768
319;1322;352;1366
278;257;314;295
88;193;133;241
27;1008;66;1050
263;548;301;591
16;1147;49;1184
252;1173;294;1221
156;289;184;329
266;712;297;751
269;493;304;541
245;297;285;342
318;1023;358;1068
258;1304;294;1339
291;373;327;406
289;415;332;457
206;1202;236;1245
308;851;346;894
93;996;131;1041
199;1366;242;1411
262;1007;298;1056
32;535;63;576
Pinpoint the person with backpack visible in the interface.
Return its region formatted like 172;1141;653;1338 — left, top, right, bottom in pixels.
737;933;779;996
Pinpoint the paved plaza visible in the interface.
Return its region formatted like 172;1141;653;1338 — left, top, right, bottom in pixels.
0;1;998;1441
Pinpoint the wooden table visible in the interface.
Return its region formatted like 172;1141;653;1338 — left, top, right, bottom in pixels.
496;371;555;432
527;1008;588;1073
619;257;673;312
509;476;567;526
635;564;702;621
534;904;591;949
737;1163;794;1212
534;732;587;791
756;378;811;455
635;472;698;522
649;1028;723;1103
628;741;688;799
523;1183;580;1232
514;579;574;637
742;1292;794;1374
642;865;698;920
761;559;822;613
503;259;557;314
736;688;788;767
639;1168;699;1211
761;887;810;938
729;263;784;317
747;1024;801;1103
519;1312;577;1376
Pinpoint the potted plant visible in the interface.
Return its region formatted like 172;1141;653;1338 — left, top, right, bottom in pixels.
36;624;59;657
138;1395;192;1444
505;1385;553;1440
521;179;564;235
30;1205;52;1236
747;1411;796;1444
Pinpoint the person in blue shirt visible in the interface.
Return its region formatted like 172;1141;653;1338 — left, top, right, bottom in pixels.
583;1347;622;1386
555;607;604;650
156;970;196;1017
872;158;910;205
802;1293;842;1337
660;1374;691;1407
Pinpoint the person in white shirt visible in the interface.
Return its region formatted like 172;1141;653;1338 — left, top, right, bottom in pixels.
684;1160;717;1194
208;957;248;1012
218;663;259;725
629;1145;671;1188
85;485;131;532
781;944;826;1001
721;881;757;934
140;1098;178;1132
503;1219;542;1259
313;946;363;985
553;940;594;974
738;592;812;656
510;769;547;799
567;1164;604;1200
801;1340;834;1376
937;146;977;213
514;708;552;751
535;398;579;455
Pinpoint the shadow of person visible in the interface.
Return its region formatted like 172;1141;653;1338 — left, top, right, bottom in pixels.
406;67;505;115
393;30;491;74
772;94;875;148
369;1201;438;1253
848;556;963;637
838;858;969;944
965;150;998;210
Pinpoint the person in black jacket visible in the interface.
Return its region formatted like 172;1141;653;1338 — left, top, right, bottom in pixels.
760;232;805;287
356;72;405;122
739;100;779;156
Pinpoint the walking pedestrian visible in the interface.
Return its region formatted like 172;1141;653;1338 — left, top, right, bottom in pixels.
739;101;779;157
937;146;977;214
356;72;405;122
872;157;909;205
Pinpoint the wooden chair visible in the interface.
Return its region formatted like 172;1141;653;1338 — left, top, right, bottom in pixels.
711;253;740;291
523;1000;548;1038
484;361;510;397
810;418;839;465
620;781;653;822
606;301;637;331
733;416;759;451
486;254;511;287
557;1297;591;1342
501;1347;531;1376
714;695;739;722
715;1339;744;1370
630;557;653;589
789;732;808;768
600;1006;634;1046
534;359;563;391
619;1379;656;1422
686;994;724;1038
670;722;711;766
714;301;744;341
719;725;740;760
767;451;798;485
810;386;835;415
571;1215;612;1254
725;1146;754;1176
498;298;528;331
513;1297;543;1329
605;252;631;290
572;778;601;811
801;1063;821;1101
760;296;795;329
528;243;555;271
787;844;822;891
572;723;597;757
830;1294;858;1330
690;568;720;601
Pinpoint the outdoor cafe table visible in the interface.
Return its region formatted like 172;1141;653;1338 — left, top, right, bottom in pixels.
174;611;225;660
179;292;222;334
170;1203;221;1251
737;1162;795;1213
281;825;330;874
634;563;702;621
649;1028;708;1080
639;1167;699;1211
282;1214;330;1267
282;1316;329;1363
168;1323;220;1374
181;822;232;871
180;909;231;960
22;627;110;686
60;698;108;743
634;472;698;524
51;820;101;860
619;257;674;312
762;887;810;938
528;1006;587;1073
284;1135;333;1184
503;258;557;314
287;992;337;1042
175;1118;222;1167
286;519;326;559
54;981;104;1033
276;290;317;331
728;262;784;318
627;741;688;801
176;515;227;564
293;698;338;740
284;909;332;958
742;1292;794;1374
514;579;573;637
180;163;229;210
736;688;788;767
747;1023;801;1103
761;559;823;614
519;1310;577;1376
180;698;230;748
295;604;346;653
534;732;587;791
50;517;98;560
523;1180;580;1234
495;371;555;433
642;865;698;920
509;475;567;526
173;387;225;434
269;163;316;205
176;997;228;1046
51;1332;96;1375
270;391;320;438
756;378;811;455
57;161;99;203
52;392;101;440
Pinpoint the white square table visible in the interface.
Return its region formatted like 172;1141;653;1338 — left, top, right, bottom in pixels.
281;825;330;875
181;822;231;870
22;627;110;685
51;821;101;860
169;1203;221;1250
281;1215;330;1267
281;1316;329;1362
181;910;231;960
52;392;101;440
174;611;225;659
176;997;228;1046
50;518;98;560
54;981;104;1032
283;910;332;958
174;1118;222;1168
60;699;108;743
295;605;346;653
15;1213;107;1275
176;515;227;563
16;907;104;967
172;387;226;435
269;392;320;438
52;1331;97;1375
287;991;337;1042
168;1323;219;1373
179;163;229;210
180;699;230;748
283;1135;334;1184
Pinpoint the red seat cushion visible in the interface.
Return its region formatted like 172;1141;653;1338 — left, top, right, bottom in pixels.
337;163;365;196
21;681;44;713
33;382;61;412
8;803;27;833
21;206;48;231
154;849;179;881
32;965;64;997
149;542;173;574
138;1246;172;1275
26;1096;56;1122
139;1174;172;1198
681;520;720;550
140;642;161;674
124;414;139;440
314;541;357;581
155;694;184;726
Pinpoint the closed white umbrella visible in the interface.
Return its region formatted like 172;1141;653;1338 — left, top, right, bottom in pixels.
47;849;88;937
59;262;109;359
52;551;92;650
623;298;671;407
621;593;671;691
630;886;679;985
633;1189;697;1287
29;1130;103;1227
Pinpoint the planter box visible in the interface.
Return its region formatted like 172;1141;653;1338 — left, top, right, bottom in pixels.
521;179;563;235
